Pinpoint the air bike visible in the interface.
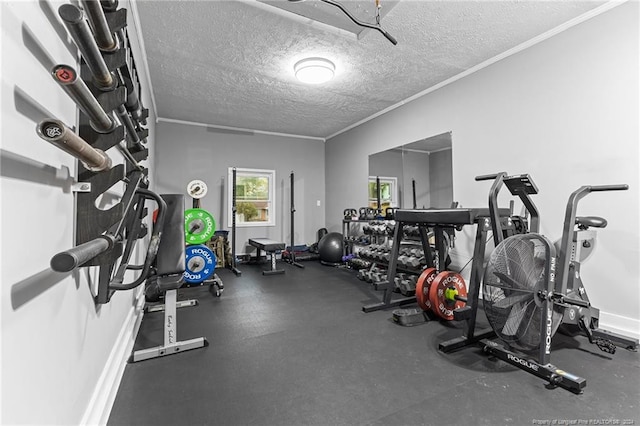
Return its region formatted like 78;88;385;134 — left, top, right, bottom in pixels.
439;173;639;393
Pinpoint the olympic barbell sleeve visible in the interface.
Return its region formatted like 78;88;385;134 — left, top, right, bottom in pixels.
81;0;117;51
51;64;116;133
50;234;116;272
36;119;112;172
58;4;114;89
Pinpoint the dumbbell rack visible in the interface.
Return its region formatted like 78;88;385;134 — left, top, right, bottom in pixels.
361;208;506;313
358;240;425;288
342;218;374;257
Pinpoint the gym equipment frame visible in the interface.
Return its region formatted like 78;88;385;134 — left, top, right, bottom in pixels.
285;171;304;268
229;167;242;276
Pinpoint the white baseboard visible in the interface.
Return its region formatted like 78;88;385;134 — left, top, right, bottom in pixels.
598;311;640;340
80;292;145;426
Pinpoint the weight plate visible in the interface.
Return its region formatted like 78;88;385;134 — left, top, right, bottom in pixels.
428;271;468;320
415;267;438;311
185;208;216;245
184;245;216;284
187;179;208;199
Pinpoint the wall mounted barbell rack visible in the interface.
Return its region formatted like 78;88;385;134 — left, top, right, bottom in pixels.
42;0;155;304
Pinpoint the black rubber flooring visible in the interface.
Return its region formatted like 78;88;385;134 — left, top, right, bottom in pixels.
109;261;639;425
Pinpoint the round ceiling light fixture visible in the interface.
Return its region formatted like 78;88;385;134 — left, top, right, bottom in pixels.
294;57;335;84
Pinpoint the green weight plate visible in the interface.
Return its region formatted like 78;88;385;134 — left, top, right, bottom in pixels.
185;208;216;245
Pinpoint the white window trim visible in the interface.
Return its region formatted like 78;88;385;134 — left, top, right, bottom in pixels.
368;176;399;207
228;167;276;228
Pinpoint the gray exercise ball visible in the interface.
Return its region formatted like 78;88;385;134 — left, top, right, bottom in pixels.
318;232;344;264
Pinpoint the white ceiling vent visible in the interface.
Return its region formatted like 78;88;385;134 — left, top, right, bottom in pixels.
256;0;400;39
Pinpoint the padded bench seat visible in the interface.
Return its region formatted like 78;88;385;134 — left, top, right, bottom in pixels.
249;238;285;275
394;207;512;226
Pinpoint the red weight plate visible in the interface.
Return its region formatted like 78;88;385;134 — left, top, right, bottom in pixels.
428;271;468;320
415;267;438;311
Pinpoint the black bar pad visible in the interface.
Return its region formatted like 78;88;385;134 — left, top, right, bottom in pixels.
155;194;185;277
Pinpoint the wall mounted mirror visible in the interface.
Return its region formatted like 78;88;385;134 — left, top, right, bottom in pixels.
368;132;453;212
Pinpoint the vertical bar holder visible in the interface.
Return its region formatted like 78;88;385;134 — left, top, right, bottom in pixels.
229;168;242;276
287;171;304;268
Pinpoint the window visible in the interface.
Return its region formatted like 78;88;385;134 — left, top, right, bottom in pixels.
368;176;398;215
228;168;275;227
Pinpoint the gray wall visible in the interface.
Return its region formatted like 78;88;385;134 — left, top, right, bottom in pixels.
429;149;453;208
325;3;639;334
369;148;451;209
402;151;431;209
154;121;326;253
368;149;403;206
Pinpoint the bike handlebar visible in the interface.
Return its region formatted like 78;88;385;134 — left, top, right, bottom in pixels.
475;173;503;181
587;184;629;192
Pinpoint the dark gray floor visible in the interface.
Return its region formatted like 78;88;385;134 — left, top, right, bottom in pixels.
109;261;639;426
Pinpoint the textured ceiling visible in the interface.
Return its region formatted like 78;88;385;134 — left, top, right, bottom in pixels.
135;0;606;140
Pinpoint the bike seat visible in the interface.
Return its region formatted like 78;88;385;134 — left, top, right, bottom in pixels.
576;216;607;229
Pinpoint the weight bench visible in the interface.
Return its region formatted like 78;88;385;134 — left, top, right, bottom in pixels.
130;194;207;362
249;238;285;275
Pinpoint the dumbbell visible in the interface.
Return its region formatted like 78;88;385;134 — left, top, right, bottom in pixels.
398;275;418;296
375;246;390;261
407;247;424;257
357;268;368;281
370;269;387;284
405;256;426;269
364;267;380;283
361;244;378;258
404;226;419;237
386;223;396;236
397;254;411;268
393;273;407;292
349;257;370;270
